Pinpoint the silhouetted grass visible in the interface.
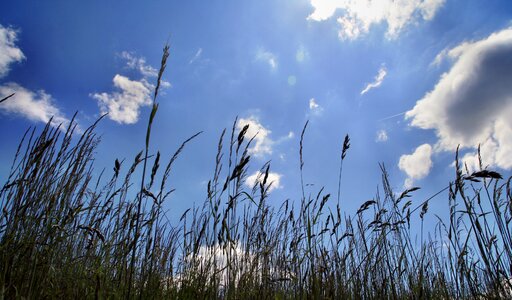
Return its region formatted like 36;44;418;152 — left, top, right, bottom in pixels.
1;46;511;299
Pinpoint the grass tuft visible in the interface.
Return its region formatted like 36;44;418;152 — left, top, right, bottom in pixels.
1;45;511;299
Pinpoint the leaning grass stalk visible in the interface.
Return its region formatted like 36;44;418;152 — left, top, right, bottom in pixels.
127;45;169;299
337;134;350;207
299;121;309;202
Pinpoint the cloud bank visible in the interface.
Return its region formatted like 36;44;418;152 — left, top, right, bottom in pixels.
307;0;445;40
406;27;512;171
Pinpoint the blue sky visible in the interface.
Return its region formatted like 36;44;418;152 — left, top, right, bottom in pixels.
1;0;512;220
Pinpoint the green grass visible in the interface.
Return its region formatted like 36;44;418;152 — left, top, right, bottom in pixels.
1;46;511;299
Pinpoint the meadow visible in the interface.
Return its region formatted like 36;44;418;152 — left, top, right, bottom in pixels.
1;46;511;299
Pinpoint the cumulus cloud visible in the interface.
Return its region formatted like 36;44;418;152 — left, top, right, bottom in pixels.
406;27;512;170
398;144;433;187
0;83;70;127
307;0;445;40
361;66;387;95
237;116;274;158
376;129;388;142
245;170;282;193
93;51;171;124
0;25;25;78
91;75;152;124
307;0;340;21
256;49;277;70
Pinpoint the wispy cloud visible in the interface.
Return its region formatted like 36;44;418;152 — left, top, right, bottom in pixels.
376;129;388;142
276;131;295;144
398;144;433;188
189;48;203;64
361;66;387;95
256;49;278;70
406;27;512;170
296;45;309;62
0;25;25;78
307;0;445;40
245;170;282;193
119;51;158;78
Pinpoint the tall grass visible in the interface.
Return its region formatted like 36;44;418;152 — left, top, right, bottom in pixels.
1;46;511;299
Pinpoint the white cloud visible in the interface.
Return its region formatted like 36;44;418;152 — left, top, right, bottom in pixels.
0;25;25;78
93;51;171;124
406;27;512;170
307;0;445;40
178;242;249;288
458;119;512;173
398;144;433;187
237;116;274;158
276;131;295;145
176;241;294;288
0;83;70;127
307;0;341;21
160;80;172;89
120;51;171;88
361;66;387;95
309;98;319;110
91;74;152;124
376;129;388;142
245;170;282;193
418;0;446;20
458;139;499;174
309;98;324;116
189;48;203;64
0;24;70;128
119;51;158;78
256;49;277;70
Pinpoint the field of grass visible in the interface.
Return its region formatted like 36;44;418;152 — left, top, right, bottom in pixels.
1;46;511;299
